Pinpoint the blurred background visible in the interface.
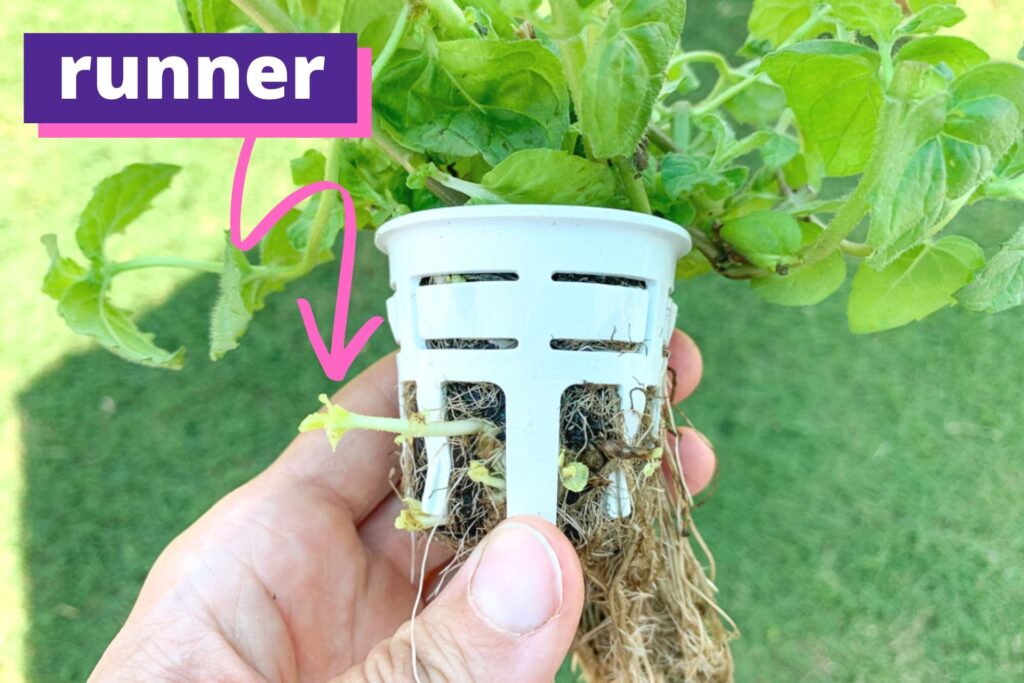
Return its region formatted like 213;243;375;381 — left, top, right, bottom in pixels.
2;1;1022;681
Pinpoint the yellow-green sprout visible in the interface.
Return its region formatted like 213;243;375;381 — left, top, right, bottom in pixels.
394;498;443;532
298;393;490;452
468;460;506;489
560;462;590;492
643;446;665;478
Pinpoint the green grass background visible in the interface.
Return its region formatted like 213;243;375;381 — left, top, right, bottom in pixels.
2;2;1023;681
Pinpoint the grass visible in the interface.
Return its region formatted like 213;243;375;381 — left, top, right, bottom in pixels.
3;1;1024;682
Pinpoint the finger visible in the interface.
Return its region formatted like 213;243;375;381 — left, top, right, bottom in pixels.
664;427;717;495
667;329;703;404
336;517;585;683
270;353;402;523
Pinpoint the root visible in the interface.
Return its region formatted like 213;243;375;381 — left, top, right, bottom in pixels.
398;374;735;682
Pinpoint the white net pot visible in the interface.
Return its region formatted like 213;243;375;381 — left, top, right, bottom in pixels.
375;205;733;682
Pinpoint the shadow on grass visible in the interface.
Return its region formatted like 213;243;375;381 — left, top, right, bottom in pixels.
17;233;395;682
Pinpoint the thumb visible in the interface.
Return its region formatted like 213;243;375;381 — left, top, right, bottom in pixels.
340;517;585;683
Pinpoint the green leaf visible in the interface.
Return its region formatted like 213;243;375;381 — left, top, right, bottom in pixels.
40;235;87;301
660;154;747;202
747;0;834;48
895;36;989;78
897;4;967;36
76;163;181;261
479;149;620;206
374;38;570;166
578;0;687;158
721;210;803;270
57;279;185;369
951;63;1024;120
286;195;344;253
676;249;713;279
760;134;801;168
828;0;903;43
209;239;298;361
209;244;255;361
848;235;984;333
907;0;957;12
761;41;885;176
752;251;846;305
957;224;1024;313
866;138;947;267
178;0;251;32
942;95;1020;194
724;79;788;127
291;149;326;186
752;222;846;305
340;0;405;53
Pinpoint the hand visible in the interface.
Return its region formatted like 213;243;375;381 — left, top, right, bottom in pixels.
91;330;715;683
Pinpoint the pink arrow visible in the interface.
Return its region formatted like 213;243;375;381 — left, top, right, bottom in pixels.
231;137;383;382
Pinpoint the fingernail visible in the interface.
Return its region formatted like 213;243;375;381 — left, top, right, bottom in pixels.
468;522;563;635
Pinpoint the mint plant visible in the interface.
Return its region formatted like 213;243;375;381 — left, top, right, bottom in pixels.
40;1;1024;680
43;0;1024;369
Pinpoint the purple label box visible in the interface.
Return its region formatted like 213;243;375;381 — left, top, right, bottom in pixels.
24;33;371;138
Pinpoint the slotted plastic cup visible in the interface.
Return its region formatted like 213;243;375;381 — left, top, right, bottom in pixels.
375;205;691;523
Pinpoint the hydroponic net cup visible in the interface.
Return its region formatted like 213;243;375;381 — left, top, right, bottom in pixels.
376;205;690;522
376;205;734;683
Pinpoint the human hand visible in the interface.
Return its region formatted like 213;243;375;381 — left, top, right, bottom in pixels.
90;330;715;683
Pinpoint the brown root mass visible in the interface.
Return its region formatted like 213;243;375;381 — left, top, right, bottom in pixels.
399;375;735;681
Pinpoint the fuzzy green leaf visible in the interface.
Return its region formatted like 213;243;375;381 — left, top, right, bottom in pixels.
291;149;326;186
40;235;87;301
747;0;834;48
374;38;570;166
578;0;687;158
866;138;947;267
661;154;748;202
950;63;1024;120
751;223;846;305
76;163;180;261
848;236;984;333
895;36;989;78
897;4;967;36
957;225;1024;313
941;95;1020;198
761;41;885;177
721;210;803;270
752;251;846;305
209;244;256;361
724;79;788;127
58;279;185;369
828;0;903;42
480;149;620;206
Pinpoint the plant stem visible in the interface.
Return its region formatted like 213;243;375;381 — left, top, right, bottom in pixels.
840;240;874;257
299;138;345;270
647;125;682;154
802;92;911;265
671;50;734;78
357;414;488;438
373;2;411;81
693;6;830;115
879;40;895;85
694;75;760;116
230;0;299;33
614;157;652;214
433;172;505;203
108;256;224;276
371;123;469;205
422;0;475;37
